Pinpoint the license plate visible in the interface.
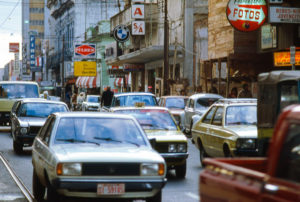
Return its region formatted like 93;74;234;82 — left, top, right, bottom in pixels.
97;184;125;195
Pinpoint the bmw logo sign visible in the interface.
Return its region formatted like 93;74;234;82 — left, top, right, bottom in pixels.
113;25;130;43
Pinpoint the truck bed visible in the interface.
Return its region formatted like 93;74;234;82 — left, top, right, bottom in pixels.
200;157;268;202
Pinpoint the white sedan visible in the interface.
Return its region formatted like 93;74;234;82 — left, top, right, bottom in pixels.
32;112;166;201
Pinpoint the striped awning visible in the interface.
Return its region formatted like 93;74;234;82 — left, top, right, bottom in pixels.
75;74;100;88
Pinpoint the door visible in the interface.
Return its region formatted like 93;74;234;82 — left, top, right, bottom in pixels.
185;99;195;131
210;106;225;156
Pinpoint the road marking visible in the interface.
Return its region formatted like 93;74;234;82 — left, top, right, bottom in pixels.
185;192;199;200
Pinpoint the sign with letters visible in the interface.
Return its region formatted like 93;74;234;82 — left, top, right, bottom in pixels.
74;61;96;76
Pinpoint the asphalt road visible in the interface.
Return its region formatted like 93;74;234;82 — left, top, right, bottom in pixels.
0;132;202;202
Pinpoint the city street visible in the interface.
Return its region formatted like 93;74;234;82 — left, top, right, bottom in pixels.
0;131;201;202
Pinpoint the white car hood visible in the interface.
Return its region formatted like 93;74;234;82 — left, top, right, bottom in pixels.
18;117;47;127
52;144;164;163
225;125;257;138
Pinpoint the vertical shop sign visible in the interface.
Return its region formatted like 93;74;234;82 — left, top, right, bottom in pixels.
30;35;35;67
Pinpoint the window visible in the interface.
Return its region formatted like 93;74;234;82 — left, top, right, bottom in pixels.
277;123;300;183
202;106;217;124
212;107;223;126
189;99;194;108
279;82;299;113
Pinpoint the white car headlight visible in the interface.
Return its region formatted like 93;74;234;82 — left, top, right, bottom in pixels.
168;144;177;152
140;163;165;176
20;127;28;135
57;163;82;176
177;144;187;153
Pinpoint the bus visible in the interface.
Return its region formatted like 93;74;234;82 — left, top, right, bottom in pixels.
0;81;39;126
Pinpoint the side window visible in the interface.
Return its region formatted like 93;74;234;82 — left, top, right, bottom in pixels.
38;116;52;140
186;99;190;108
42;117;56;145
12;101;20;114
276;123;300;183
212;107;223;126
202;106;217;124
190;99;194;108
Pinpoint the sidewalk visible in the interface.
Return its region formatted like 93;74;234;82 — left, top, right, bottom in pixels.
0;158;28;202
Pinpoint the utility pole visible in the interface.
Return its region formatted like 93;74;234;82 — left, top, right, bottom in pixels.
61;36;65;101
163;0;169;95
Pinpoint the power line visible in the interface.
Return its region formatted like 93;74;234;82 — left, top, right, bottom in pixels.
0;0;20;29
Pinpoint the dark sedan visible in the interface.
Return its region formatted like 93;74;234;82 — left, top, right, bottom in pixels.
10;98;69;154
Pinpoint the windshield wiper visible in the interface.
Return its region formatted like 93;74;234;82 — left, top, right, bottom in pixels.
94;137;122;143
123;140;140;147
56;138;100;145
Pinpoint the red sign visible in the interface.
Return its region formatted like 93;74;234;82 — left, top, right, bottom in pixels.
9;43;19;53
74;44;96;57
226;0;267;32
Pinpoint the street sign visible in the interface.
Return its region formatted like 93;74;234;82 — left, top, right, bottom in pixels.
226;0;267;32
113;25;130;43
132;21;145;35
132;4;145;19
74;44;96;58
290;46;296;65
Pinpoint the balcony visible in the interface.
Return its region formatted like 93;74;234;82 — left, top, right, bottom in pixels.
111;3;159;30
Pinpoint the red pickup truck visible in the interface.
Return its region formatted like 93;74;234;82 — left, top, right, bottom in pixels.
200;104;300;201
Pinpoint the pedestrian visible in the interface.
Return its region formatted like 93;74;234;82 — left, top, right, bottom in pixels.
229;87;238;98
71;92;77;111
65;90;71;108
238;83;252;98
148;86;153;94
77;92;85;108
101;86;114;107
209;86;218;94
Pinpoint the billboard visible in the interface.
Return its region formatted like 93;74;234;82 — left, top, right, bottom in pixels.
74;61;97;76
9;43;19;53
74;44;96;58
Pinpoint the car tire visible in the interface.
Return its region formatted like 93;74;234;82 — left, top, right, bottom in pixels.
32;169;45;201
199;142;208;167
13;140;23;154
223;144;232;157
188;121;193;138
147;190;162;202
175;162;186;179
46;185;60;202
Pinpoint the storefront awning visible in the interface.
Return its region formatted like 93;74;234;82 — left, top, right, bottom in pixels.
114;74;131;87
75;74;100;88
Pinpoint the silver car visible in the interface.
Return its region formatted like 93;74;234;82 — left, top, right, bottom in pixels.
32;112;167;201
81;95;100;111
10;98;69;154
183;93;223;135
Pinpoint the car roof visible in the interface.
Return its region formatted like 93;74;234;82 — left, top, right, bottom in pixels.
214;98;257;105
114;92;155;97
20;98;67;105
160;95;188;99
111;106;169;111
52;112;138;119
0;81;39;85
189;93;224;99
258;70;300;84
87;95;100;97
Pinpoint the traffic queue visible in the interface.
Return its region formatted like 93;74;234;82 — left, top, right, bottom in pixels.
5;70;300;201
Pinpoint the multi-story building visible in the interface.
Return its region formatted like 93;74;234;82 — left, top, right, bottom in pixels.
46;0;124;97
22;0;45;81
107;0;208;96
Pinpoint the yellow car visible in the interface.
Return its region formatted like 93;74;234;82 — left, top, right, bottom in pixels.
110;106;189;178
191;99;257;166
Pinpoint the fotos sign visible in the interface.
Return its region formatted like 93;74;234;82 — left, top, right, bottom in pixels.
274;51;300;67
226;0;267;32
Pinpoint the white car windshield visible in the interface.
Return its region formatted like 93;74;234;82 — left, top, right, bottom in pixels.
18;103;68;118
54;117;147;146
225;105;257;126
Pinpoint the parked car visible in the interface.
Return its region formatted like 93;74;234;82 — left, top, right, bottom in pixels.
111;106;188;178
199;104;300;202
183;93;223;135
192;98;257;165
32;112;167;201
159;96;188;128
10;98;69;154
102;92;158;111
81;95;100;111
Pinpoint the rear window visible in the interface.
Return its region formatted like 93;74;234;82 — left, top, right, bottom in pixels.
113;95;158;107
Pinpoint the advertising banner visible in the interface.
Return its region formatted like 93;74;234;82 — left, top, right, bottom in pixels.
274;51;300;67
74;61;97;76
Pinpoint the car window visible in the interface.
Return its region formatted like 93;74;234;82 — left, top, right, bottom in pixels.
212;107;223;126
116;109;177;130
195;98;220;110
165;98;186;109
11;101;21;114
276;123;300;183
54;117;147;146
225;105;257;126
189;99;194;108
113;95;157;107
42;117;56;145
17;103;68;117
202;106;217;124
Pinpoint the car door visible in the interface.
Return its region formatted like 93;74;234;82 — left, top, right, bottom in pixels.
261;122;300;201
210;106;225;156
199;106;217;156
